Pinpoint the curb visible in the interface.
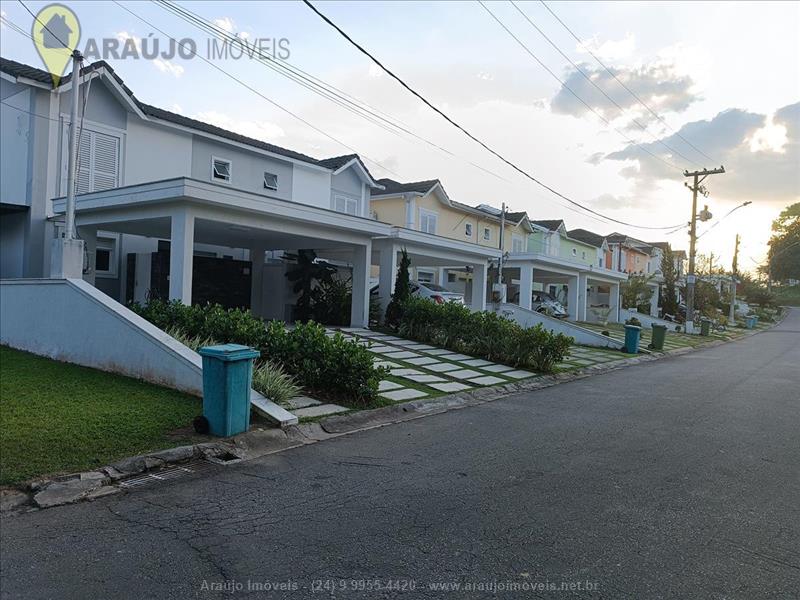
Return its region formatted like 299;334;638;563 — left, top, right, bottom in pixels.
3;309;788;514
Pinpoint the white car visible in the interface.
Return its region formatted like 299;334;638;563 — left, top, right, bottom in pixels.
410;281;465;305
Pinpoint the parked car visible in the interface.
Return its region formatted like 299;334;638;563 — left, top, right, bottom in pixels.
510;290;568;318
370;280;465;305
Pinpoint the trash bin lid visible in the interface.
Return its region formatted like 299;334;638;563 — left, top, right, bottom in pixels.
198;344;261;361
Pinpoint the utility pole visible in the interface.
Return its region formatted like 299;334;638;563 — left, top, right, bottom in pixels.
728;234;739;326
50;50;85;278
684;166;724;334
495;202;507;303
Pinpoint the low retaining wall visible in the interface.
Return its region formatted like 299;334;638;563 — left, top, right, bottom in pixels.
0;278;297;426
620;308;681;330
490;302;624;349
1;278;204;394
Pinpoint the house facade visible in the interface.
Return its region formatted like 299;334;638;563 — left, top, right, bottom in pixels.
1;57;501;325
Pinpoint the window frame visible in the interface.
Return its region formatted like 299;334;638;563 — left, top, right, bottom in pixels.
333;194;359;216
211;156;232;184
465;222;473;237
419;208;439;235
416;269;435;284
512;234;525;253
94;233;119;278
483;227;492;241
263;171;278;191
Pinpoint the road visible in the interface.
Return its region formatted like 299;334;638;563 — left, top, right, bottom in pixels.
2;311;799;599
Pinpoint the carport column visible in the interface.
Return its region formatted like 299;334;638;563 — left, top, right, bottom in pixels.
608;282;621;323
567;274;579;321
249;244;266;317
577;272;589;322
351;241;371;327
649;283;660;317
518;262;533;310
470;262;487;311
169;209;194;305
378;243;398;322
77;226;96;286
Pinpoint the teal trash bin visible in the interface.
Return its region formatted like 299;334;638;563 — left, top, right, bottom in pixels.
745;315;756;329
199;344;260;437
624;324;642;354
700;318;711;336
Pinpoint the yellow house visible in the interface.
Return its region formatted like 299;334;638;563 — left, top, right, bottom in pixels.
370;178;533;285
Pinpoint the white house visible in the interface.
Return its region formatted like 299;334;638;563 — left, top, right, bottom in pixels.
1;57;503;326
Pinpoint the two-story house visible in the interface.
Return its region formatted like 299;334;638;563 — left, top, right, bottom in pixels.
1;57;500;326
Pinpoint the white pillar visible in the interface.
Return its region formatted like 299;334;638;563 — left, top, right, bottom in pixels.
577;272;589;322
78;226;96;286
649;283;660;317
350;241;371;328
250;244;266;317
518;263;533;310
470;262;487;311
608;282;620;323
377;243;397;322
567;274;579;321
169;209;194;305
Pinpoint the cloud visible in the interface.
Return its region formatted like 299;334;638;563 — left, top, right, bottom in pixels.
213;17;235;33
577;33;636;61
194;110;286;142
153;58;184;78
602;102;800;205
591;193;638;210
551;60;699;121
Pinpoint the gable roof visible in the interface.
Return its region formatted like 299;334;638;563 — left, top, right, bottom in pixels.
532;219;565;232
567;228;606;248
374;178;441;196
0;56;377;179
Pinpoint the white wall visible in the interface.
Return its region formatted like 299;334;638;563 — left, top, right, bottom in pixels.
124;118;192;185
0;278;203;394
292;163;332;210
0;212;26;277
0;83;31;207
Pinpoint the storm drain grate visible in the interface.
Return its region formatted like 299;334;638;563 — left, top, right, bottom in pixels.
118;460;217;488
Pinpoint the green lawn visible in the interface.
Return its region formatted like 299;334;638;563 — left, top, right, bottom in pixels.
0;346;202;486
774;286;800;307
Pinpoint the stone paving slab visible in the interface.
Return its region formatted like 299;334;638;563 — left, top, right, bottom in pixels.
368;345;396;353
447;369;483;380
410;344;437;350
380;388;429;401
294;404;349;418
503;369;536;379
429;382;473;393
390;368;425;377
424;349;452;356
381;350;422;360
461;358;494;367
285;396;322;410
468;375;507;386
378;380;404;392
438;353;473;361
405;356;441;366
424;362;462;373
481;364;515;373
406;374;447;384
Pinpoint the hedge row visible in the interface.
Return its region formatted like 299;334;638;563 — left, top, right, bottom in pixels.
398;297;573;372
130;300;384;406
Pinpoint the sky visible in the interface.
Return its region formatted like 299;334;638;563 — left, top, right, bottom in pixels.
2;0;798;272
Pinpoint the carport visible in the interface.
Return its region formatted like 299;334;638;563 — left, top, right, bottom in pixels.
505;254;583;320
52;177;392;327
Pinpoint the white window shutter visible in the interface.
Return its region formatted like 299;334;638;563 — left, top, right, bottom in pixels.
76;131;93;194
92;131;119;191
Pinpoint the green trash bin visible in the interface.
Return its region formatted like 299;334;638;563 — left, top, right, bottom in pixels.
649;324;667;350
199;344;260;437
700;318;711;336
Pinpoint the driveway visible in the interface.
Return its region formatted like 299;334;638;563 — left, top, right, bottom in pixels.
1;310;798;599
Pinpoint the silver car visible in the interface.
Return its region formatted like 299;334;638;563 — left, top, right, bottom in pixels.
410;281;465;305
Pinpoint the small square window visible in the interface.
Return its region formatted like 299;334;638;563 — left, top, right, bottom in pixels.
483;227;491;241
95;248;111;272
212;157;231;183
264;172;278;190
572;248;577;256
448;272;457;283
581;251;586;260
94;236;117;277
465;223;473;237
334;195;358;215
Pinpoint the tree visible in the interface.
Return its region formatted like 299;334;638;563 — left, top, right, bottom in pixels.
385;248;411;328
285;249;337;322
767;202;800;282
621;274;653;311
693;280;721;317
660;247;679;316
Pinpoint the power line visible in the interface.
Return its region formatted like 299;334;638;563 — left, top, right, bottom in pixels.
509;0;698;167
18;0;71;50
301;0;687;231
153;0;510;183
697;202;751;240
539;0;718;165
478;0;681;173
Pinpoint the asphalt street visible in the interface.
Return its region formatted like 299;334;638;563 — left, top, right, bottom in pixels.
1;310;798;599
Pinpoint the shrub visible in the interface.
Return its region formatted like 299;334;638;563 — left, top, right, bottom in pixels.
164;325;217;352
398;297;572;372
252;361;302;405
311;277;352;326
132;301;385;406
625;317;642;327
385;248;411;328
